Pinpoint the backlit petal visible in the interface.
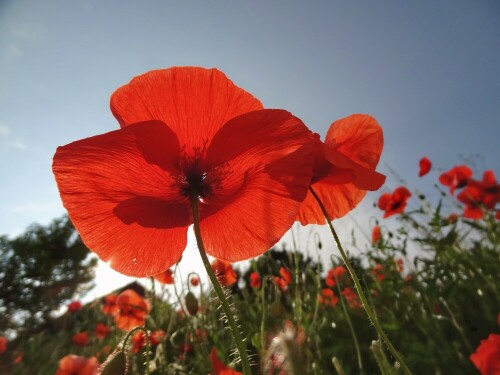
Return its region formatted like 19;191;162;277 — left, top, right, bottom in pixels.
110;67;263;152
52;121;190;276
325;114;383;168
200;110;314;261
297;182;367;225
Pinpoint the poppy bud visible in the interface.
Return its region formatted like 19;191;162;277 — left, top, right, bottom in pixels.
99;350;128;375
185;292;199;316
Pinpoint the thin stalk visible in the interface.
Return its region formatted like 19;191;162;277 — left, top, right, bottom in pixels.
335;278;363;373
122;326;151;375
191;196;252;375
310;187;413;375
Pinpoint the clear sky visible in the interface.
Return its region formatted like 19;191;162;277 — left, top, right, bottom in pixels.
1;1;499;296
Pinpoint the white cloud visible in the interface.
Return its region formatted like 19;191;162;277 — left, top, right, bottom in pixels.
0;125;10;136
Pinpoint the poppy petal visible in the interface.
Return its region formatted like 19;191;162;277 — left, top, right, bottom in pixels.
200;110;314;261
297;182;367;225
110;67;263;152
53;121;190;276
325;114;384;169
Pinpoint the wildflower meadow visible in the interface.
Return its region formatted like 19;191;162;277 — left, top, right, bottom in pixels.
0;67;499;375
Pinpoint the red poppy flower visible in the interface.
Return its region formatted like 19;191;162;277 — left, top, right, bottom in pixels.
418;157;432;177
210;348;243;375
325;266;347;288
470;334;500;375
341;287;361;309
457;186;486;219
56;355;99;375
378;186;412;218
274;267;292;291
0;336;6;354
211;259;238;286
114;289;150;331
72;331;89;346
439;165;473;194
132;330;165;353
469;171;500;208
249;272;261;288
94;323;111;339
318;288;339;306
371;264;385;281
12;351;23;365
53;67;314;277
297;114;385;224
154;269;174;285
188;276;199;287
371;225;381;244
395;258;404;273
446;213;459;224
102;294;118;316
67;301;82;313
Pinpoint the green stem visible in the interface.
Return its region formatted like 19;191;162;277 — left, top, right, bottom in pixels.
191;196;252;375
310;187;413;375
335;276;363;373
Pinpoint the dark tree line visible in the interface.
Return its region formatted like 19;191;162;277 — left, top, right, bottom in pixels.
0;215;97;335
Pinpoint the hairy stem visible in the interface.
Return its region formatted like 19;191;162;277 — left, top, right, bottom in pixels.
191;196;252;375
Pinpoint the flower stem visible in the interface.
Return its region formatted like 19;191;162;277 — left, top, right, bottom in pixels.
309;187;413;375
122;326;151;375
191;196;252;375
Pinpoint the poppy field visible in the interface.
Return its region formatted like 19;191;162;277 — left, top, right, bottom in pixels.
1;67;499;374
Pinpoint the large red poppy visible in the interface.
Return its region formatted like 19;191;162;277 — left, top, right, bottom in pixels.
296;114;385;224
53;67;314;277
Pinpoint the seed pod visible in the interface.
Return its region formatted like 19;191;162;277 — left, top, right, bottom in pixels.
185;291;199;316
99;349;127;375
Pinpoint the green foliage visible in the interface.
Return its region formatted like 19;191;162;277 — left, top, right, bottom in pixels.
2;191;499;374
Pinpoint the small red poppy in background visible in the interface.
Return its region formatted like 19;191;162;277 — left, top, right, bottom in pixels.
297;114;385;224
72;332;89;346
101;294;118;316
274;267;292;292
154;269;174;285
318;288;339;306
470;333;500;375
0;336;7;354
211;260;237;287
439;165;473;195
325;266;347;288
371;264;385;281
378;186;412;218
67;301;82;313
457;186;486;219
418;157;432;177
94;323;111;339
372;225;381;244
210;347;243;375
446;213;459;224
53;67;315;277
12;351;23;365
395;258;404;273
114;289;150;331
249;272;261;289
190;276;200;287
341;287;361;309
132;330;166;353
55;355;99;375
465;170;500;210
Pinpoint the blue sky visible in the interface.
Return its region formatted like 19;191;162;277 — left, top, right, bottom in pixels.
1;1;499;293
